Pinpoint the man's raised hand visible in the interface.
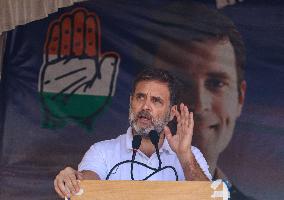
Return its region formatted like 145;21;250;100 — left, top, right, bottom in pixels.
164;103;194;157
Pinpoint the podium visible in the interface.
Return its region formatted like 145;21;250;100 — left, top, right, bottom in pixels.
71;180;224;200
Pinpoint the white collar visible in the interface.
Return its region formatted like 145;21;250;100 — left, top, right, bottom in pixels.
125;127;175;155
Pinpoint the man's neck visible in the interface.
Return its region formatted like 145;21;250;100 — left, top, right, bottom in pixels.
139;133;165;158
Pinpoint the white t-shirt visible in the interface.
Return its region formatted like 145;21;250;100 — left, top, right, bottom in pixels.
78;127;212;181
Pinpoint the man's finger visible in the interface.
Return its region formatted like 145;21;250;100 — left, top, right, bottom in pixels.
184;105;189;127
70;173;80;193
180;103;185;125
54;186;65;198
54;178;65;198
64;185;72;198
164;126;173;142
180;103;186;127
62;175;76;195
56;176;70;198
175;107;181;124
189;112;194;130
68;172;80;194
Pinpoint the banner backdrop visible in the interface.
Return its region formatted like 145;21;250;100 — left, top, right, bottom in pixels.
0;1;283;199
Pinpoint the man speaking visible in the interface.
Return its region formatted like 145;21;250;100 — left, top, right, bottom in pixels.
54;68;211;198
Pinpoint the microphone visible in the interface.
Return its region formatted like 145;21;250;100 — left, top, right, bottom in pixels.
149;130;159;146
132;135;142;151
149;130;162;169
131;134;142;180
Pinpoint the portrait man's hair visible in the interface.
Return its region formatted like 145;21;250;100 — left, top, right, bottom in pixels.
152;2;246;94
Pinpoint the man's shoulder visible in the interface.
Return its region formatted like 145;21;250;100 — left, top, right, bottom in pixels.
90;133;127;150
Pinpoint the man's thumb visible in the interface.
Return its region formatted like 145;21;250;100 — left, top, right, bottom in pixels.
164;126;173;141
76;171;84;180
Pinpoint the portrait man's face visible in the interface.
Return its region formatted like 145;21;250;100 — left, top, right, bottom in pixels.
154;39;246;161
129;80;174;136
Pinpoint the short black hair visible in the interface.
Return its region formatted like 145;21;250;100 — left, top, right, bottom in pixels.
131;68;178;106
152;1;246;94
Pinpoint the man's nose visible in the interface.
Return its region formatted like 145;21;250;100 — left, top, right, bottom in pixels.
190;86;212;114
142;98;151;111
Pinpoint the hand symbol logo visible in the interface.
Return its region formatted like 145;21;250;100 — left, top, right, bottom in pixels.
38;8;120;129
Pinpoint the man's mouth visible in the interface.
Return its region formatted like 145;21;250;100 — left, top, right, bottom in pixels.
137;112;152;124
138;118;151;125
194;123;219;133
209;124;219;130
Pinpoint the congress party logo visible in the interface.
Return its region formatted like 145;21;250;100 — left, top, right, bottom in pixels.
211;179;230;200
38;8;120;130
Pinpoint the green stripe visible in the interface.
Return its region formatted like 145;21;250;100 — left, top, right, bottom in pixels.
41;92;109;119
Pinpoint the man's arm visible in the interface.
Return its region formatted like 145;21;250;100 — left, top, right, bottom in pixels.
54;167;100;199
177;151;209;181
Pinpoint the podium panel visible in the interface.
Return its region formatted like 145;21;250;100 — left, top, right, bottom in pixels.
71;180;223;200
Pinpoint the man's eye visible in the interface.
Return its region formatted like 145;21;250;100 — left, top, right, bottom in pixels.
152;97;162;104
206;79;226;89
136;94;144;100
153;99;159;103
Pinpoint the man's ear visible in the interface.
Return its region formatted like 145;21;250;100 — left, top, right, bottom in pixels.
237;80;247;116
129;95;133;104
170;105;177;120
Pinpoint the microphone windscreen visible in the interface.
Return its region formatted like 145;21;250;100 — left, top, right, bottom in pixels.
132;135;142;150
149;130;160;146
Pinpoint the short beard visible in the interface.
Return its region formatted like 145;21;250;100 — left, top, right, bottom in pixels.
128;106;171;137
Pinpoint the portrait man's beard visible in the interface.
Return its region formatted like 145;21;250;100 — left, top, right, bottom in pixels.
129;106;171;137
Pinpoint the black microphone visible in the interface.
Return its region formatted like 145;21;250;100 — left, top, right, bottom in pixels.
132;134;142;151
149;130;159;146
131;134;142;180
149;130;162;169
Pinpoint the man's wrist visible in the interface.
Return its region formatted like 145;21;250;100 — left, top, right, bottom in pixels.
177;148;195;165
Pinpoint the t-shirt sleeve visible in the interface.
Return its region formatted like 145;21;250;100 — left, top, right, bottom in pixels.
191;146;212;181
78;143;108;180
